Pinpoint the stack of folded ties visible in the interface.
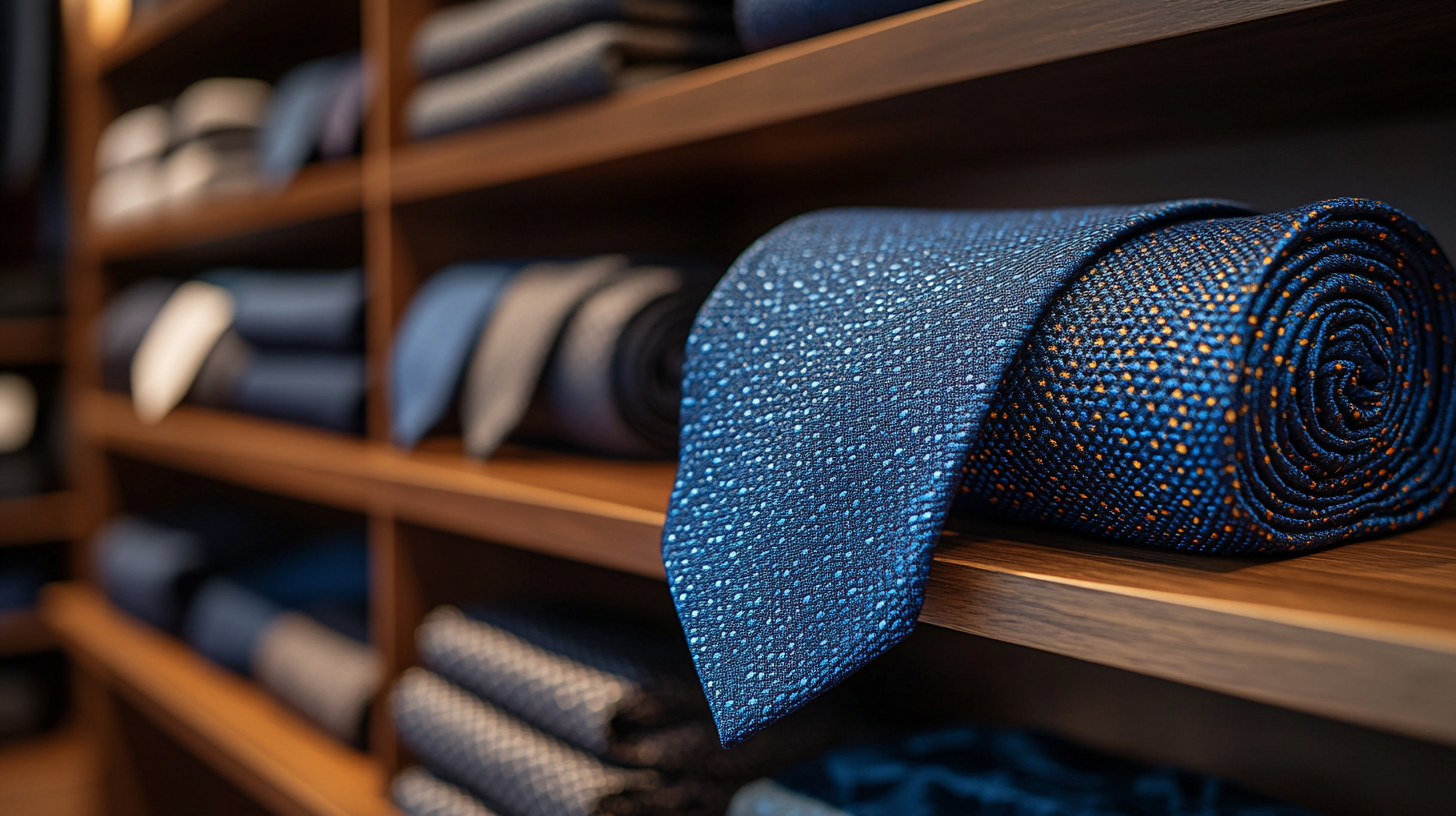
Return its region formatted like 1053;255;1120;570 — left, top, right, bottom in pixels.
727;724;1319;816
407;0;740;139
90;54;366;225
94;510;379;745
391;255;708;457
392;605;841;816
0;370;58;498
99;268;367;434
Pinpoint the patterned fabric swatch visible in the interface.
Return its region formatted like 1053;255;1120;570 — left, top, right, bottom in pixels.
663;199;1456;744
394;767;504;816
418;606;840;775
746;725;1317;816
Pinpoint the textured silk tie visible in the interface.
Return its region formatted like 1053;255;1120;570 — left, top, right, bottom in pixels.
662;199;1456;744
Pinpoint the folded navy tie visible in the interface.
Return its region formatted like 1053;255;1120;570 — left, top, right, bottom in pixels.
391;263;522;448
198;268;364;350
734;0;935;51
730;724;1317;816
663;199;1456;745
408;22;740;138
232;352;366;434
413;0;733;78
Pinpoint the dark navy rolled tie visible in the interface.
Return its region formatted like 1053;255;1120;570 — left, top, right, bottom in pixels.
199;268;364;351
662;199;1456;745
734;0;935;51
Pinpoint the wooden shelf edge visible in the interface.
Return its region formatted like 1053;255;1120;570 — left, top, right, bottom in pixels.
40;583;394;816
0;609;57;657
389;0;1333;203
79;391;669;578
92;160;363;261
77;392;1456;746
0;317;65;365
0;492;80;546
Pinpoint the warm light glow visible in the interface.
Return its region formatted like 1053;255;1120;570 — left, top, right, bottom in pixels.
87;0;130;50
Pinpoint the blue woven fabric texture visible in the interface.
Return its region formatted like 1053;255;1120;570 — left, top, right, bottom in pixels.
413;0;733;78
734;0;935;51
408;22;739;138
663;199;1456;745
739;725;1316;816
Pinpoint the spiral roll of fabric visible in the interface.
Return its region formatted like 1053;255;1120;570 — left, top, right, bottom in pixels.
663;198;1456;744
394;767;504;816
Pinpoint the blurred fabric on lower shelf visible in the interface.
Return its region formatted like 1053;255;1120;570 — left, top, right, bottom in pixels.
93;510;378;745
726;724;1319;816
391;605;843;816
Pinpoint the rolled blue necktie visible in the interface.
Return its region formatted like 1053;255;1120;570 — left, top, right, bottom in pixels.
391;263;521;448
257;55;359;187
663;199;1456;744
199;268;364;351
734;0;935;51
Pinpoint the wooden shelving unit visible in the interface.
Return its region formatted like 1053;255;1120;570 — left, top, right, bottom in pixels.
0;317;64;365
41;583;392;816
0;492;80;547
51;0;1456;813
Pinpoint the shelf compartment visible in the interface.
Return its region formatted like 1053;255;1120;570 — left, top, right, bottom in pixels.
0;492;80;546
93;160;363;262
0;318;64;365
387;0;1338;204
0;610;57;658
40;582;394;816
79;389;1456;747
79;390;672;578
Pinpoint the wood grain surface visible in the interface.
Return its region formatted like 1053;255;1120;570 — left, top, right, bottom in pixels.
0;492;80;547
40;583;395;816
79;390;1456;746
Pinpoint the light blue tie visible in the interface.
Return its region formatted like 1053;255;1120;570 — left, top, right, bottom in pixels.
390;263;521;448
257;55;358;187
663;199;1456;745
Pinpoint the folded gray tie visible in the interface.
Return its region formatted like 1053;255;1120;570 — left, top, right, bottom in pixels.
462;257;626;458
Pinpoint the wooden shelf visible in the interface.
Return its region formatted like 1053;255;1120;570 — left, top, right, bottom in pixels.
40;582;395;816
0;493;79;546
0;610;57;657
78;390;1456;747
0;317;64;365
93;160;362;261
80;390;673;578
388;0;1337;204
0;724;96;816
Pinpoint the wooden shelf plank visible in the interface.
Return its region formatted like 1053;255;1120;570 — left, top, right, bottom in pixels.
0;492;80;546
79;390;672;577
92;160;362;261
0;317;64;365
78;390;1456;747
388;0;1334;204
0;610;57;657
40;583;395;816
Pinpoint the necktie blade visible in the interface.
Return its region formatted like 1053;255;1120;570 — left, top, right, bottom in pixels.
663;199;1456;745
131;280;236;425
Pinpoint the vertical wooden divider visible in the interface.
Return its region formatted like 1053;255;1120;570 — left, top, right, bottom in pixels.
363;0;436;780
